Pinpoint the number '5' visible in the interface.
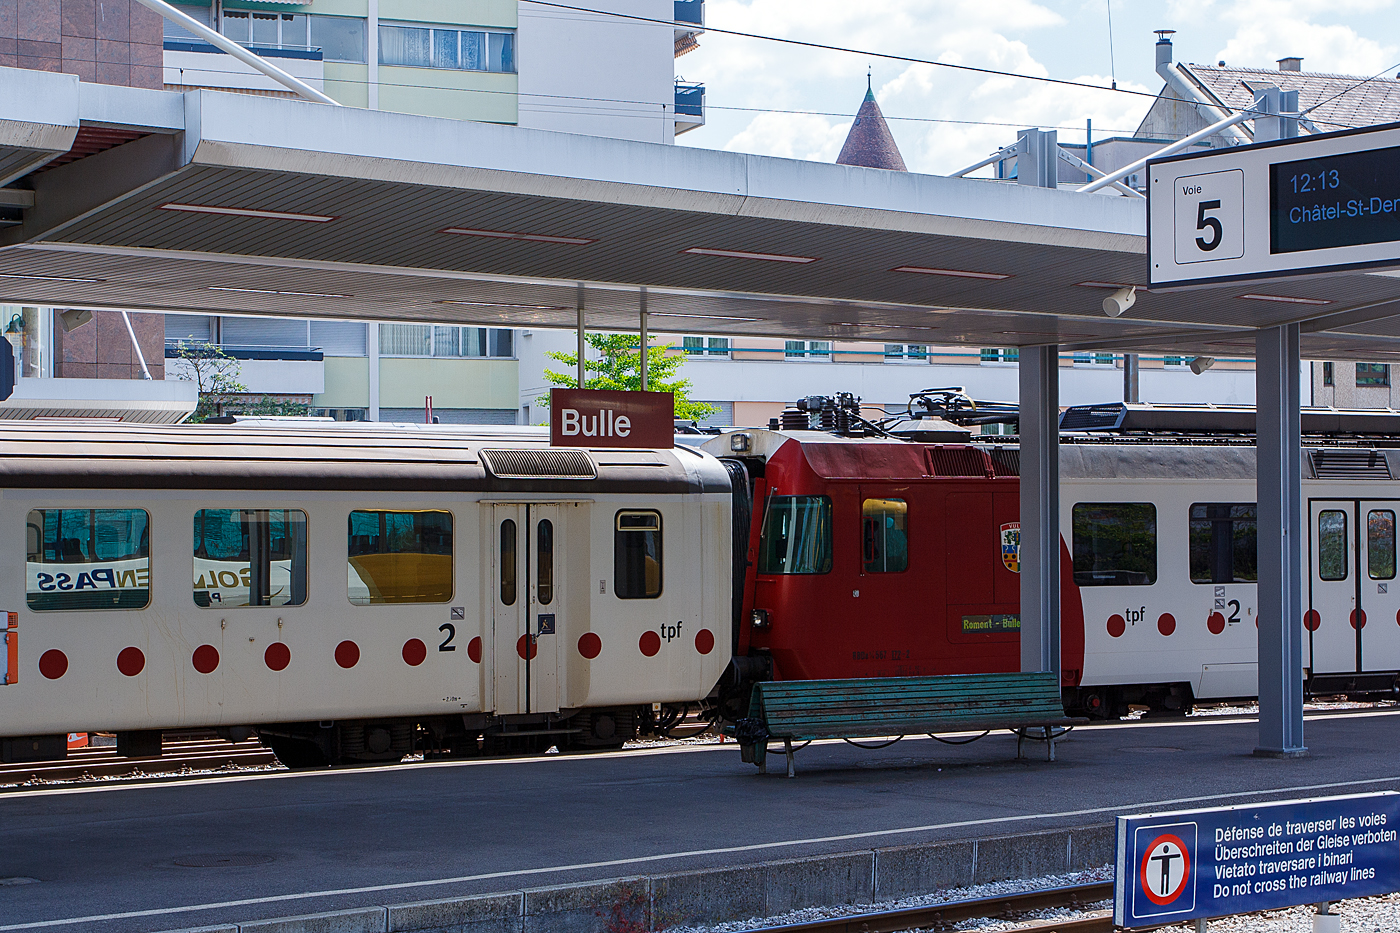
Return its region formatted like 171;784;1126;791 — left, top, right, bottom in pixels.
1196;199;1223;251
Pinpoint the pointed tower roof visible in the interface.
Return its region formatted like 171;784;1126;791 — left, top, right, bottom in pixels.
835;75;907;172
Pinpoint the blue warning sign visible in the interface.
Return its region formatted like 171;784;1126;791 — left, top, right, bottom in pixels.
1115;792;1400;929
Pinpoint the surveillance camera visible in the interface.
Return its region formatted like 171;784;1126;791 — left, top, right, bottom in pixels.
58;308;93;333
1189;356;1216;375
1102;286;1136;318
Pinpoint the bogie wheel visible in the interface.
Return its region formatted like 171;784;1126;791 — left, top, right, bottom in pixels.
264;736;329;769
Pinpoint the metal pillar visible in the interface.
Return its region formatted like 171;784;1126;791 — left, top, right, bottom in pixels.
576;283;586;390
1123;353;1140;404
1019;345;1060;674
639;287;648;391
1255;324;1308;757
1015;128;1058;189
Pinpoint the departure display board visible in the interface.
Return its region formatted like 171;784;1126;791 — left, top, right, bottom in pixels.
1271;145;1400;254
1147;122;1400;289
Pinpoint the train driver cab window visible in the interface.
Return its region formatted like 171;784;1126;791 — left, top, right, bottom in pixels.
615;510;662;599
1369;510;1396;580
862;498;908;573
1189;503;1257;583
193;509;307;608
758;496;832;574
27;509;150;610
1071;502;1157;586
1318;510;1348;581
348;510;453;605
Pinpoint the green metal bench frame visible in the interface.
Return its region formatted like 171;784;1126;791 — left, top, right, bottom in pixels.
730;671;1088;777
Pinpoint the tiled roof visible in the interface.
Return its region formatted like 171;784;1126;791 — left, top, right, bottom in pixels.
1180;63;1400;132
836;88;907;172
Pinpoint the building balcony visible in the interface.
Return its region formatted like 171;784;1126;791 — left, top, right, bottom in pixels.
675;82;705;134
674;0;704;27
163;39;325;96
165;343;324;396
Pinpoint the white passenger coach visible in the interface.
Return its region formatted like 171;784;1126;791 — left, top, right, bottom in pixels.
1;422;732;766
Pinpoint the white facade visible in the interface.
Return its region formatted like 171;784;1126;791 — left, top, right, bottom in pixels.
516;0;679;144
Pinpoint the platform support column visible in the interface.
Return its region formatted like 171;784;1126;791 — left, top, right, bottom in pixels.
576;283;586;389
1019;345;1060;676
639;287;648;391
1255;323;1308;758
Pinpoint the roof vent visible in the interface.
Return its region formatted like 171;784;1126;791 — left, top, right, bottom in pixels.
480;448;597;479
927;446;991;478
990;448;1020;477
1278;56;1303;72
1311;449;1390;480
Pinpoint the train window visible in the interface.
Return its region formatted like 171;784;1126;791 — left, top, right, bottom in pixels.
758;496;832;575
348;510;453;605
27;509;150;611
1318;510;1348;581
1188;503;1257;584
861;498;908;573
1071;502;1157;586
615;511;663;599
537;519;554;605
500;519;517;606
193;509;307;608
1369;510;1395;580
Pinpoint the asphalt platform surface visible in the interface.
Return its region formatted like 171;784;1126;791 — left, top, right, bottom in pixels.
4;708;1400;933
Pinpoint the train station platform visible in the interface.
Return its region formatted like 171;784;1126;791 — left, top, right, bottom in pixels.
2;707;1399;933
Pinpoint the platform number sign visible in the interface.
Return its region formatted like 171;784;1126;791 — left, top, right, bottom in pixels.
1173;170;1244;265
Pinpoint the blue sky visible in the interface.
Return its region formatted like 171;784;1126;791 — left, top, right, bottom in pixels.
674;0;1400;174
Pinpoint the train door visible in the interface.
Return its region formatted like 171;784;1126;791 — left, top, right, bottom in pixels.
1309;500;1357;674
490;504;563;715
1358;501;1400;672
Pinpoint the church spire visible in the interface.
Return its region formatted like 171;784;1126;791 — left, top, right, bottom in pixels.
836;75;907;172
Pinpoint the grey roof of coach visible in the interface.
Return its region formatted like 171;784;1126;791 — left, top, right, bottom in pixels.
0;423;731;494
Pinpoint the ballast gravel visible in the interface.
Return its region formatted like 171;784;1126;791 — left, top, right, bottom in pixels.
660;864;1400;932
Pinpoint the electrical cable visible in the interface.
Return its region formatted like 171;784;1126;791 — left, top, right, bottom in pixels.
930;730;990;745
843;736;902;749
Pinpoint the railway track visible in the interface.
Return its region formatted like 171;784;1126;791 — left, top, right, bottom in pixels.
755;882;1114;933
0;734;277;787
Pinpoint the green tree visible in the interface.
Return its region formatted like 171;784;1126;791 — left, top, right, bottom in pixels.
541;334;717;421
169;341;246;423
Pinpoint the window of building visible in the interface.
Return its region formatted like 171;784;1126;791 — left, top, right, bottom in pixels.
884;344;928;362
784;341;831;359
348;510;452;605
758;496;832;574
221;10;308;49
1162;355;1185;367
615;511;662;599
981;348;1019;363
379;23;515;73
1071;502;1157;586
861;498;908;573
379;325;513;358
1189;503;1257;584
166;2;212;40
1369;510;1395;581
1318;509;1348;581
1357;363;1391;387
310;15;367;62
1322;362;1334;386
193;509;307;608
27;509;150;611
1071;351;1114;365
683;337;730;357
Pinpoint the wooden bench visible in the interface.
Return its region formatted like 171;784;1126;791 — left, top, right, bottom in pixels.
728;671;1088;777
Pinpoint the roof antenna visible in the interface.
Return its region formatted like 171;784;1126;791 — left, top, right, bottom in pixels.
1106;0;1117;90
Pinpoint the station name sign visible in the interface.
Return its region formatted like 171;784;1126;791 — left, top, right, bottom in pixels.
1147;121;1400;288
549;388;674;449
1115;791;1400;929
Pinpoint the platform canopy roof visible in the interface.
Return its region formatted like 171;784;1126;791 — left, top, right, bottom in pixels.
2;67;1400;359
